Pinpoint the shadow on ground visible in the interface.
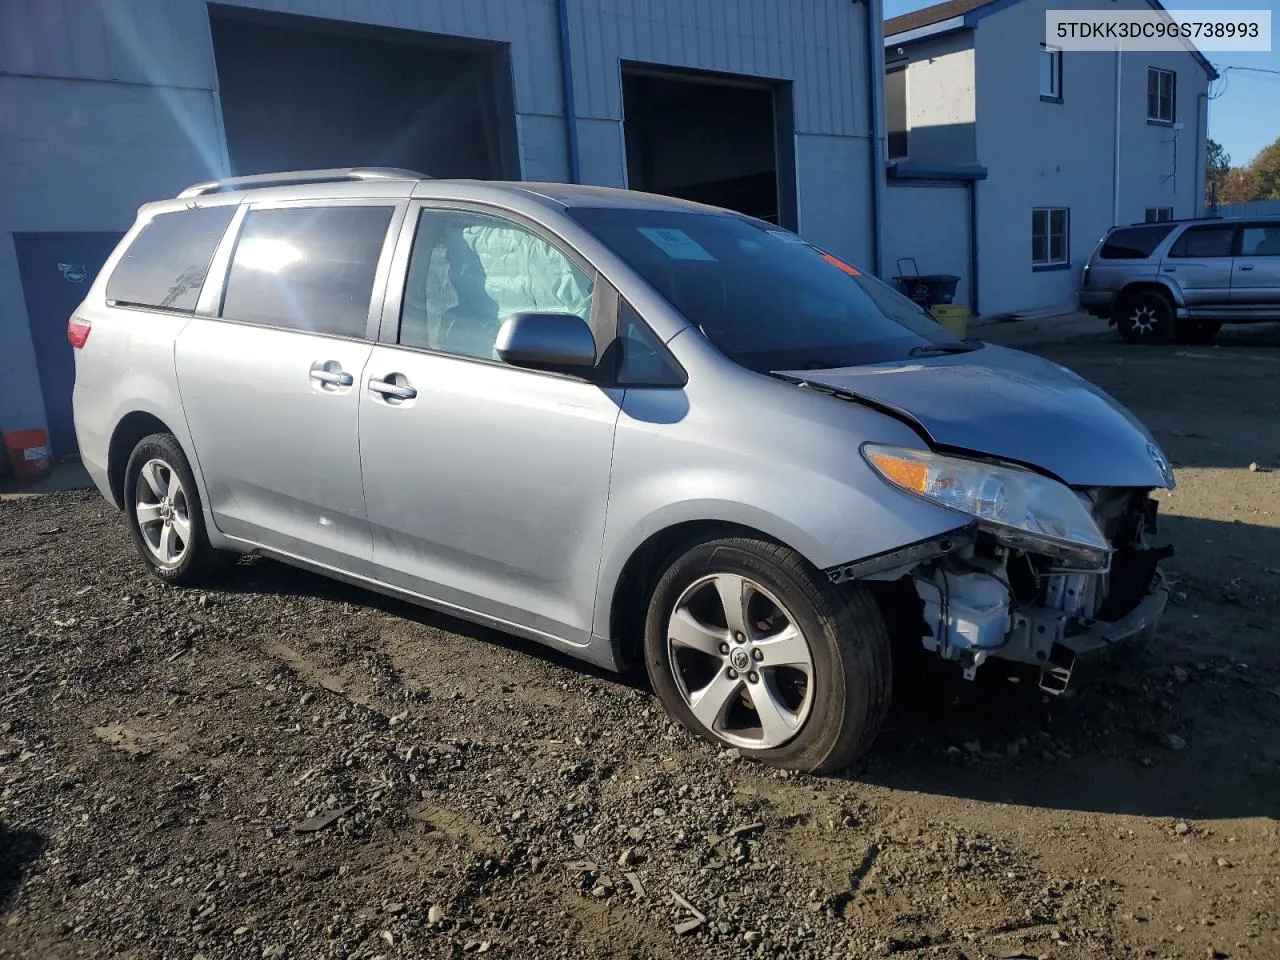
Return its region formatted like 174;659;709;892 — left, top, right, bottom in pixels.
857;512;1280;822
214;555;644;691
0;822;46;913
208;509;1280;824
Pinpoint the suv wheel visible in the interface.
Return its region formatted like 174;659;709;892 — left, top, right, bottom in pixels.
124;433;220;585
644;538;891;773
1117;291;1173;344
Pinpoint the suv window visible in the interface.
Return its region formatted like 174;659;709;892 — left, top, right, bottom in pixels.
106;206;236;312
220;205;394;338
1100;224;1175;260
1168;225;1235;259
401;208;594;361
1240;224;1280;257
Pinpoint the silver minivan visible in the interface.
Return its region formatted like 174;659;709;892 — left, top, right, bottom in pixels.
72;168;1175;772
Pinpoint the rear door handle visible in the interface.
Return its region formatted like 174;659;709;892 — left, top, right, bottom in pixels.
1239;264;1255;271
369;377;417;401
309;366;354;387
1162;266;1176;273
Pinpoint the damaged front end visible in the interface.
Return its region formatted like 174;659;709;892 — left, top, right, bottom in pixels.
832;446;1174;694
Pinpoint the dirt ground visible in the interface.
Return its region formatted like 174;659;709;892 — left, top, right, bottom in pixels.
2;318;1278;960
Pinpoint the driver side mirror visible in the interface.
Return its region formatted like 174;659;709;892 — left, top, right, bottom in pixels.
495;312;597;371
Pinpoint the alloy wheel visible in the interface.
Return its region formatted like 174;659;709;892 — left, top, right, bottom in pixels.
134;458;191;568
666;573;815;749
1128;303;1159;335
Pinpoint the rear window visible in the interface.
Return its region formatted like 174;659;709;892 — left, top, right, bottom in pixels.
106;206;236;312
220;205;395;338
1099;224;1175;260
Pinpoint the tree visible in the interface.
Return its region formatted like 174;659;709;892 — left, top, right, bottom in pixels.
1218;166;1262;204
1250;137;1280;200
1205;138;1230;207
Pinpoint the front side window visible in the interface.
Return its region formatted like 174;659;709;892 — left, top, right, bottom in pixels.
1239;225;1280;256
400;208;594;361
1040;45;1062;100
220;205;394;338
1144;207;1173;223
1100;224;1175;260
1147;68;1176;122
567;207;963;373
1032;208;1069;266
1168;226;1235;259
106;206;236;312
886;66;909;159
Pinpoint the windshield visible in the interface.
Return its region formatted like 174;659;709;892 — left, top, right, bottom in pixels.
567;207;968;371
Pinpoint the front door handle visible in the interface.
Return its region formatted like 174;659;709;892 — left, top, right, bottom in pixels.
369;376;417;401
309;363;354;387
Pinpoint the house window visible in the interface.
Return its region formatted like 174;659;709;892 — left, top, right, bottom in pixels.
1039;45;1062;101
1147;68;1176;123
1032;208;1069;267
886;66;909;159
1145;207;1174;223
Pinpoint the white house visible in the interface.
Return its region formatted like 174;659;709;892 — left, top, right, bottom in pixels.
0;0;889;460
882;0;1218;318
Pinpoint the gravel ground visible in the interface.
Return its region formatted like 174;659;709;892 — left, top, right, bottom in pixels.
3;320;1279;960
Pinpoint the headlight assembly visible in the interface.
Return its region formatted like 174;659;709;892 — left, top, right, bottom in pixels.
862;444;1110;565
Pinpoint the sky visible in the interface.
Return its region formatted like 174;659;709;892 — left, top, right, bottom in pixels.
883;0;1280;167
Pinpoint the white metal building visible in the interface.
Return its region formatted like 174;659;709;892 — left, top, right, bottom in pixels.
882;0;1217;318
0;0;887;458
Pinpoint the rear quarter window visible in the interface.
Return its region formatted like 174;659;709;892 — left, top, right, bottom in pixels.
1098;225;1175;260
106;206;237;311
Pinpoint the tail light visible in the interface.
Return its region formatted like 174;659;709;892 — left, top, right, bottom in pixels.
68;316;91;349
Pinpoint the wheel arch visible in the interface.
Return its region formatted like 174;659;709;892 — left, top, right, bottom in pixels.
603;517;815;672
106;411;181;509
1118;278;1183;310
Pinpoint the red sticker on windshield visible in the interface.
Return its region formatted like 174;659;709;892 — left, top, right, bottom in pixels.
821;252;860;276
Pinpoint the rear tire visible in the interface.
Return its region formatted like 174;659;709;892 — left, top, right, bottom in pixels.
1116;290;1173;344
123;433;221;586
643;538;892;774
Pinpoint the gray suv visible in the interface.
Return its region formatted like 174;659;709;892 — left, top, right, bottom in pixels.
73;168;1174;772
1080;217;1280;343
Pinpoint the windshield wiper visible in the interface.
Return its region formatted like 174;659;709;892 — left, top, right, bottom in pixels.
908;340;980;357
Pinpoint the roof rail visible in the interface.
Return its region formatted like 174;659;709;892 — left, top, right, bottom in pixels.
176;167;428;199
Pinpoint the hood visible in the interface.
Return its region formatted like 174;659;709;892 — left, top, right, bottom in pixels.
777;344;1171;489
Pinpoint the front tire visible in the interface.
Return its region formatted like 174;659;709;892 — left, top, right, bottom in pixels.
644;538;892;774
123;433;220;585
1116;291;1173;344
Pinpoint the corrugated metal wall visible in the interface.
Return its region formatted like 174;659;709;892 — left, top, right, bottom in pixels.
1219;200;1280;219
0;0;878;443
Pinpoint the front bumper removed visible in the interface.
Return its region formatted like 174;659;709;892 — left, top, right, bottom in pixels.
1008;580;1168;694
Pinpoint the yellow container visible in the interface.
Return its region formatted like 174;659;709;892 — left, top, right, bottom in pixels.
930;304;970;339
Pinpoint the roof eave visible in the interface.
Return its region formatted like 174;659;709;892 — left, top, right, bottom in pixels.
884;15;970;47
885;0;1218;80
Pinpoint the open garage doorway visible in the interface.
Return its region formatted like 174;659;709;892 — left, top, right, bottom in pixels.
622;65;796;228
208;5;519;180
